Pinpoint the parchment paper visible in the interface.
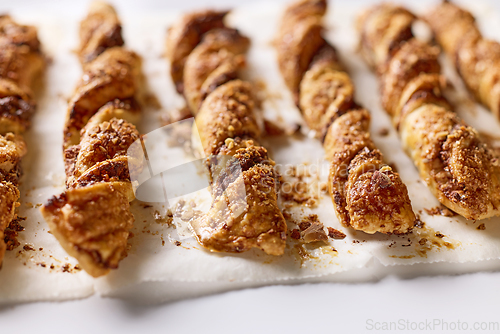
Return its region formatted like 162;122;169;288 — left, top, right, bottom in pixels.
1;0;500;305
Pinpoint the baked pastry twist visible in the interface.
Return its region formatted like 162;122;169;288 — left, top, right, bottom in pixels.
276;0;415;235
0;16;45;267
357;4;500;220
166;11;287;255
41;2;144;277
425;2;500;121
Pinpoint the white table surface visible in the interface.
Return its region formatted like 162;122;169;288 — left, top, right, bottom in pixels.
1;0;500;333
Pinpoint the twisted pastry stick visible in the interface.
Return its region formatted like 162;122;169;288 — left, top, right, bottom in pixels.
425;2;500;121
167;11;287;255
276;0;415;235
0;16;45;267
357;4;500;220
41;2;144;277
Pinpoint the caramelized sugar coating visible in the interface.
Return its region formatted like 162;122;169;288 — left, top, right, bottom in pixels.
66;117;141;191
196;80;260;156
168;11;287;255
357;3;500;220
278;0;415;234
165;10;228;94
425;2;500;119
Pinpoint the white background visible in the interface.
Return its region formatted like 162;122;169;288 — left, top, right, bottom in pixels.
1;0;500;333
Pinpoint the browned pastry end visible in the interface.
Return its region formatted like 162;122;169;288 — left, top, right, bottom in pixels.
41;183;134;277
0;16;45;267
64;47;142;150
277;0;415;235
168;11;287;255
276;0;327;103
357;3;500;220
78;1;124;64
425;2;500;120
193;81;286;254
165;10;228;94
324;110;414;234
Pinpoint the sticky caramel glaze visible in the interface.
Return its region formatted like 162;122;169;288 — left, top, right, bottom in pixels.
168;11;287;255
425;2;500;120
0;15;45;267
276;0;415;235
357;4;500;220
41;2;145;277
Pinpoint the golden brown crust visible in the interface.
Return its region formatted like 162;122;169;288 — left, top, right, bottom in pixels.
401;105;500;219
278;0;415;235
183;28;249;114
196;80;260;157
78;2;124;63
41;2;143;277
0;15;45;93
165;10;228;94
64;47;142;150
425;2;500;119
300;44;354;138
358;3;500;220
66;118;141;191
193;142;286;255
275;0;326;103
0;16;44;267
0;180;19;265
169;10;287;255
41;183;134;277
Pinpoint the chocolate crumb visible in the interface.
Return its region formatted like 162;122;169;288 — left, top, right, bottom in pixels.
298;221;311;231
290;229;301;239
378;128;389;136
23;244;35;251
4;216;25;251
424;205;457;217
327;227;346;239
